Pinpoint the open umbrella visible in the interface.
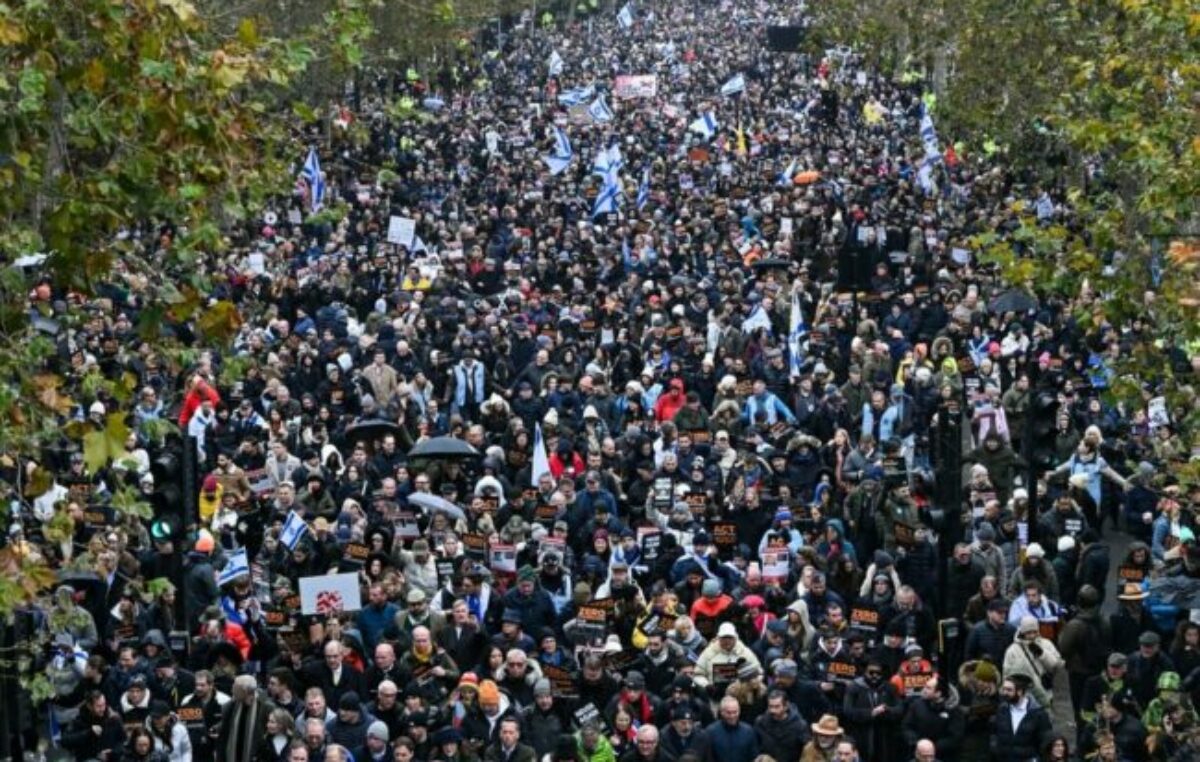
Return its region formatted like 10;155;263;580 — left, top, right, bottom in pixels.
344;419;402;443
408;436;481;460
406;492;467;522
988;289;1038;315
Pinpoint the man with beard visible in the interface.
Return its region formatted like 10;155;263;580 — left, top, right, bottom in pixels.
661;705;711;760
755;689;809;762
800;715;846;762
179;670;230;762
990;675;1052;762
843;657;903;762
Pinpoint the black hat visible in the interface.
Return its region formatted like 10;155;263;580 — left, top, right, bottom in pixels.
150;700;170;719
339;691;361;712
671;705;696;722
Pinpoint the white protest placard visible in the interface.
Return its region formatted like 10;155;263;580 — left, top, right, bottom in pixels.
247;252;266;275
855;71;867;87
387;215;416;247
613;75;658;100
780;218;794;237
490;543;517;574
762;549;789;583
1148;396;1170;430
299;573;362;615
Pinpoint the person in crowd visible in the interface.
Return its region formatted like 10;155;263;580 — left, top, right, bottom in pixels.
8;2;1197;760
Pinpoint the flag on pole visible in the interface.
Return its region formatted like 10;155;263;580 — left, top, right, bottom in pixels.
217;547;250;586
919;103;940;158
532;424;551;487
588;95;615;123
592;177;622;219
548;50;564;78
301;148;326;212
917;155;938;195
636;165;650;210
543;126;574;175
788;290;808;379
777;158;797;186
592;144;623;182
617;3;633;29
280;510;309;550
689;112;718;140
720;73;746;96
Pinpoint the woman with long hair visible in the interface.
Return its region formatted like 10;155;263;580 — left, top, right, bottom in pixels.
256;707;297;761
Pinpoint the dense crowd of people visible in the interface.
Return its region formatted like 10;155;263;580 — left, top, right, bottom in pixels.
8;0;1199;761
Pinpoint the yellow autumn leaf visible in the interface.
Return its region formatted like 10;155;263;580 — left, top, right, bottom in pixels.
161;0;198;24
0;18;26;45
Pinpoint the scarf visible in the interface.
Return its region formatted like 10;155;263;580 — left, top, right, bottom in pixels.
224;697;262;762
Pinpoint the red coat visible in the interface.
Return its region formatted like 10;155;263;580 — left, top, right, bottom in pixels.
654;390;686;422
179;380;220;427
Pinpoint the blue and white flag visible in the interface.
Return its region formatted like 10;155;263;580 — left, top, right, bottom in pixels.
919;104;940;159
557;84;595;107
532;424;551;486
741;303;772;335
617;3;633;29
788;290;808;379
218;547;250;586
720;73;746;97
543;126;574;175
588;95;615;123
592;144;623;182
689;111;719;140
280;509;309;550
301;148;326;212
777;158;797;187
592;177;622;219
548;50;564;78
917;155;938;195
636;166;650;210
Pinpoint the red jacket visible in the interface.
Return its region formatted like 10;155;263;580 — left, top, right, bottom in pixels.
654;389;686;422
178;380;220;427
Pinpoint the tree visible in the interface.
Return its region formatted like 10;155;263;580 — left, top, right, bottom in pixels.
809;0;1199;479
0;0;379;615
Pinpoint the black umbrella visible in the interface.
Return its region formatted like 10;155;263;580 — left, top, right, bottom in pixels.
988;289;1038;314
751;258;792;271
344;419;402;443
407;436;481;460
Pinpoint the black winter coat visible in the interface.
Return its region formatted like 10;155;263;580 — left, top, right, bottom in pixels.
901;696;965;761
753;706;810;762
990;699;1053;762
843;678;903;762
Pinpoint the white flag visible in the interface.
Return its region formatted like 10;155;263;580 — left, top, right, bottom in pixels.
548;50;564;78
720;73;746;96
617;3;633;29
532;424;551;486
